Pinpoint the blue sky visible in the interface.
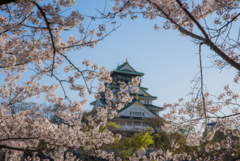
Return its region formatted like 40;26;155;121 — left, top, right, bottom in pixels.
58;0;239;114
1;0;239;116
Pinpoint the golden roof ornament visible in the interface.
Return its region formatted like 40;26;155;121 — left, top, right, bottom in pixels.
117;80;124;84
136;94;139;100
126;58;128;63
118;63;119;67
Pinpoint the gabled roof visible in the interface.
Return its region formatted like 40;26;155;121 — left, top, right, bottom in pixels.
90;97;105;106
138;86;156;98
116;61;134;71
90;100;96;105
130;94;157;100
90;94;160;117
111;70;144;76
141;87;148;91
111;61;144;76
117;99;136;113
117;99;159;117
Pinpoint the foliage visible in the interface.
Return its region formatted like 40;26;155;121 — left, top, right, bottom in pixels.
103;132;154;160
152;132;171;150
101;122;120;132
151;131;194;154
129;132;154;152
116;149;132;161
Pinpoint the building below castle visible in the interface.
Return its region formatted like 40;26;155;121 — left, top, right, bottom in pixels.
91;59;163;131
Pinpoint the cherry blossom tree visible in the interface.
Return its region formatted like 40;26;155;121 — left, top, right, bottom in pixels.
105;0;240;160
0;0;142;160
1;0;240;160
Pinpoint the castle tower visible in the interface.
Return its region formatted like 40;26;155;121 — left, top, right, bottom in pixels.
90;60;163;131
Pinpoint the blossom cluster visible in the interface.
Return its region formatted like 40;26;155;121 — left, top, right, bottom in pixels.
1;0;240;160
0;0;129;160
112;0;239;33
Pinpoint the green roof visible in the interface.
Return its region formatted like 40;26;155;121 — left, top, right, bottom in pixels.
139;86;156;98
116;62;134;71
145;105;163;111
141;87;148;91
90;100;96;105
116;62;128;70
111;61;144;76
90;97;106;107
111;70;144;76
132;95;157;99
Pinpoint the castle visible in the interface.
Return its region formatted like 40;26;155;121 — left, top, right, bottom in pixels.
91;59;163;131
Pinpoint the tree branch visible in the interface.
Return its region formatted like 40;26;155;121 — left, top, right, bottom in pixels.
218;12;240;31
148;0;240;72
31;0;57;77
147;0;206;42
0;0;29;6
0;145;41;152
175;0;210;41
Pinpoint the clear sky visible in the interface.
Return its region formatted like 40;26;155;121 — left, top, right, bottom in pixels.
1;0;239;116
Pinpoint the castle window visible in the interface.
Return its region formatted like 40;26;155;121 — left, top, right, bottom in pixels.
134;122;141;126
127;121;132;125
130;112;145;116
143;123;148;126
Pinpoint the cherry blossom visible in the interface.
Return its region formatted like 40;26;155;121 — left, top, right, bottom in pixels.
1;0;240;160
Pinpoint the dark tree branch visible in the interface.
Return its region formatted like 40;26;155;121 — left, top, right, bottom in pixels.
218;12;240;31
199;42;207;127
147;0;206;42
175;0;210;41
147;0;240;72
31;0;57;77
0;0;29;6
